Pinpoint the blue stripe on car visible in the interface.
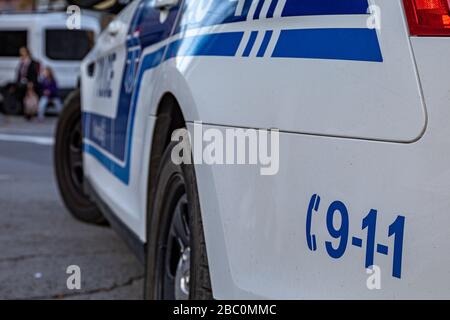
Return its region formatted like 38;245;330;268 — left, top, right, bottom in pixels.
166;32;244;59
257;30;274;57
272;28;383;62
282;0;369;17
243;31;259;57
266;0;279;18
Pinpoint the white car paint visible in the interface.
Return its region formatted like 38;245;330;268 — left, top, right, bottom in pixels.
80;0;450;299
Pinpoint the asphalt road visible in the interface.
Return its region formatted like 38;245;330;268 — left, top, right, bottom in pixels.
0;115;143;299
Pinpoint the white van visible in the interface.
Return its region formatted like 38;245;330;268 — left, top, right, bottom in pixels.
0;11;101;102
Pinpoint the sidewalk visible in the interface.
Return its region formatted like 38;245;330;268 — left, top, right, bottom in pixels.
0;115;57;137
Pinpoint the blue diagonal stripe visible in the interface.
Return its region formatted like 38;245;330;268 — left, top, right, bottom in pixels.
253;0;266;19
257;30;273;57
243;31;259;57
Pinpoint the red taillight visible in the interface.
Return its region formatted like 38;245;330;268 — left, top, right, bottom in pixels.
403;0;450;36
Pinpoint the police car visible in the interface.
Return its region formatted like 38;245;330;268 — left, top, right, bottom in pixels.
54;0;450;299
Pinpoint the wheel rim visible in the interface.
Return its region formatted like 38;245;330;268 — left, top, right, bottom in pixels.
175;246;190;300
67;120;84;192
158;181;191;300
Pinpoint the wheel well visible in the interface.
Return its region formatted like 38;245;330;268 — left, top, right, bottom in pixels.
147;93;185;221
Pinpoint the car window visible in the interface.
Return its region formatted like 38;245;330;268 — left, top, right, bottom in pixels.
0;30;28;57
45;29;95;61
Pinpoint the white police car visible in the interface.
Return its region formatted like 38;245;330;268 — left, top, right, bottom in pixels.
55;0;450;299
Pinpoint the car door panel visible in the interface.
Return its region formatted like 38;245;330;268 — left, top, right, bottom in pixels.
81;0;180;239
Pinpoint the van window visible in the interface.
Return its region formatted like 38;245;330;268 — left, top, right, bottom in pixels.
0;30;28;57
45;29;94;61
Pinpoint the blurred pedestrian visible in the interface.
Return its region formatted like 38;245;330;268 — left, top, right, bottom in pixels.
2;47;41;116
16;47;40;103
37;66;62;121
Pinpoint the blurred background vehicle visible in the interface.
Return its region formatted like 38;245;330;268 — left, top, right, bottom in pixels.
0;0;128;116
0;10;101;114
0;0;125;116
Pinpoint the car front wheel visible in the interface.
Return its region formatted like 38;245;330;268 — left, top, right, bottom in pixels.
54;89;105;224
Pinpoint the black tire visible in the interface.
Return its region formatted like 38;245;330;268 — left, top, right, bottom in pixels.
54;89;105;224
144;142;213;300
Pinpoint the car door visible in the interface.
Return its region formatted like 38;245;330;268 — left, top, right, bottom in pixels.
81;0;181;239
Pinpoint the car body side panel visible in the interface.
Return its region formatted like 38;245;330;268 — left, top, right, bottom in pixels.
191;34;450;299
161;0;425;143
191;113;449;299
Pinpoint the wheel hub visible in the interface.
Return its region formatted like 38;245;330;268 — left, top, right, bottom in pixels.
175;246;190;300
